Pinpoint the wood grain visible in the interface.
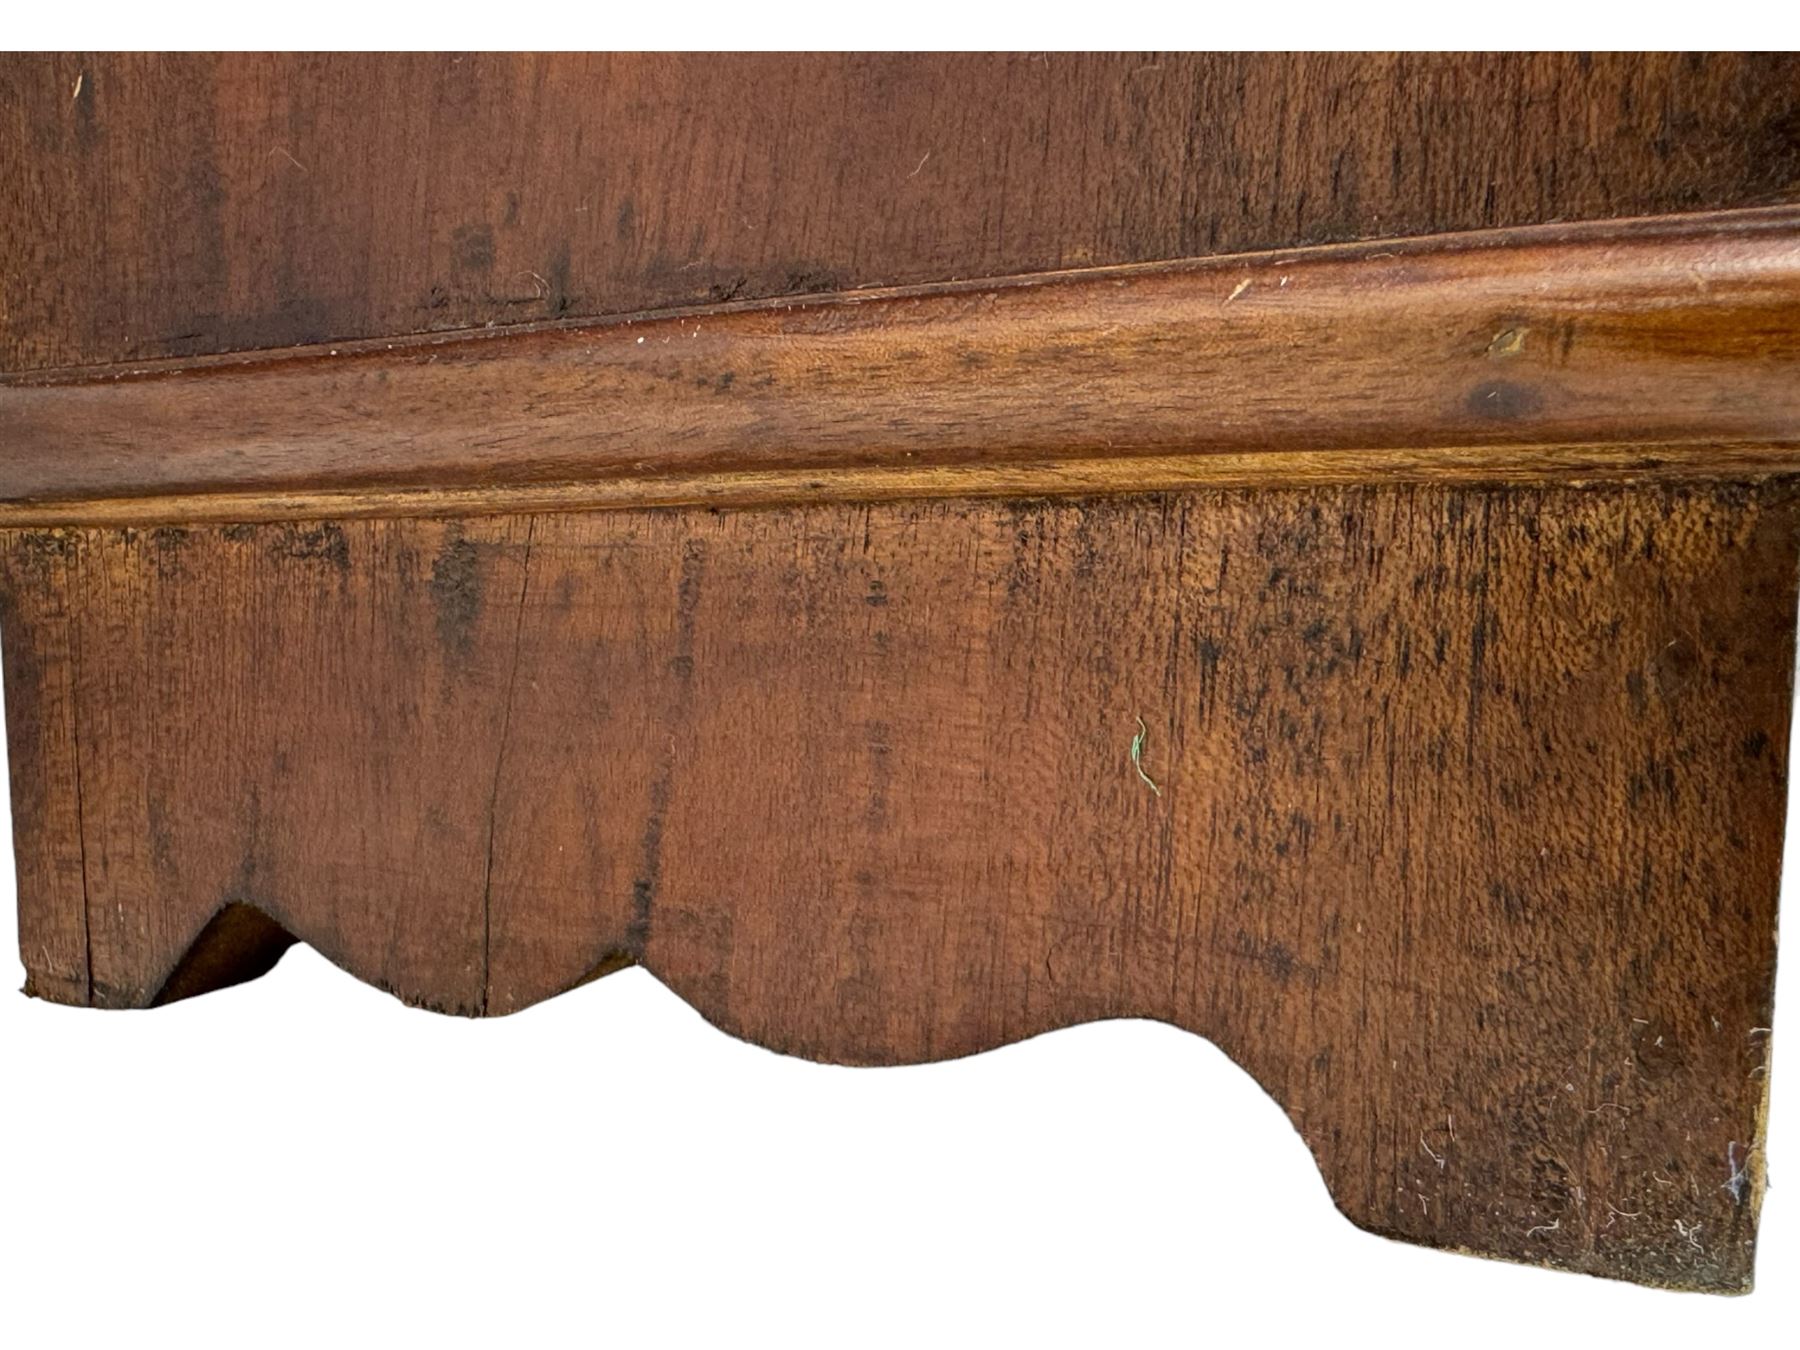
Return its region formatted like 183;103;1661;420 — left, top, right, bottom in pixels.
5;51;1798;1295
0;533;88;1006
5;53;1799;374
5;207;1800;525
3;480;1791;1291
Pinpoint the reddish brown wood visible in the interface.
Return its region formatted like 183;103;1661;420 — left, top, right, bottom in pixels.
4;53;1799;374
1;483;1789;1291
4;52;1798;1294
1;534;87;1006
5;208;1800;525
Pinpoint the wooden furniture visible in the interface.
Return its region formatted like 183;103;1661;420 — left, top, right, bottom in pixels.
4;53;1797;1292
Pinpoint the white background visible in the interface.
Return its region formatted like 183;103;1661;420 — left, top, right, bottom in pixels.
4;9;1798;1345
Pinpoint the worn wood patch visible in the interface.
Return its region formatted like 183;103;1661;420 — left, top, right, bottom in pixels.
2;481;1790;1290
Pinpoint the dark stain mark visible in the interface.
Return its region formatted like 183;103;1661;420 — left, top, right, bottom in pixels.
502;191;521;227
1527;1151;1577;1216
1650;633;1701;698
1466;380;1545;420
546;241;572;315
429;530;483;661
1631;1017;1686;1081
146;796;175;873
1467;607;1488;753
273;523;349;572
12;530;75;568
1489;880;1528;922
1260;939;1298;983
451;223;496;273
615;197;636;243
1232;930;1304;985
0;539;65;621
1742;730;1771;760
784;267;844;294
630;540;707;956
1628;755;1678;808
1746;101;1800;199
186;155;229;290
866;720;893;826
628;871;658;959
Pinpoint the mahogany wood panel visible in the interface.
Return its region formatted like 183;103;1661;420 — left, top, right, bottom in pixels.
5;208;1800;526
1;481;1790;1292
4;53;1799;374
5;52;1798;1296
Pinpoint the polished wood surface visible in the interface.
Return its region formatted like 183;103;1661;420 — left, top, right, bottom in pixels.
5;208;1800;526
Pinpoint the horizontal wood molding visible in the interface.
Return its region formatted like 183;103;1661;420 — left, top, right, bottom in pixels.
5;207;1800;526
